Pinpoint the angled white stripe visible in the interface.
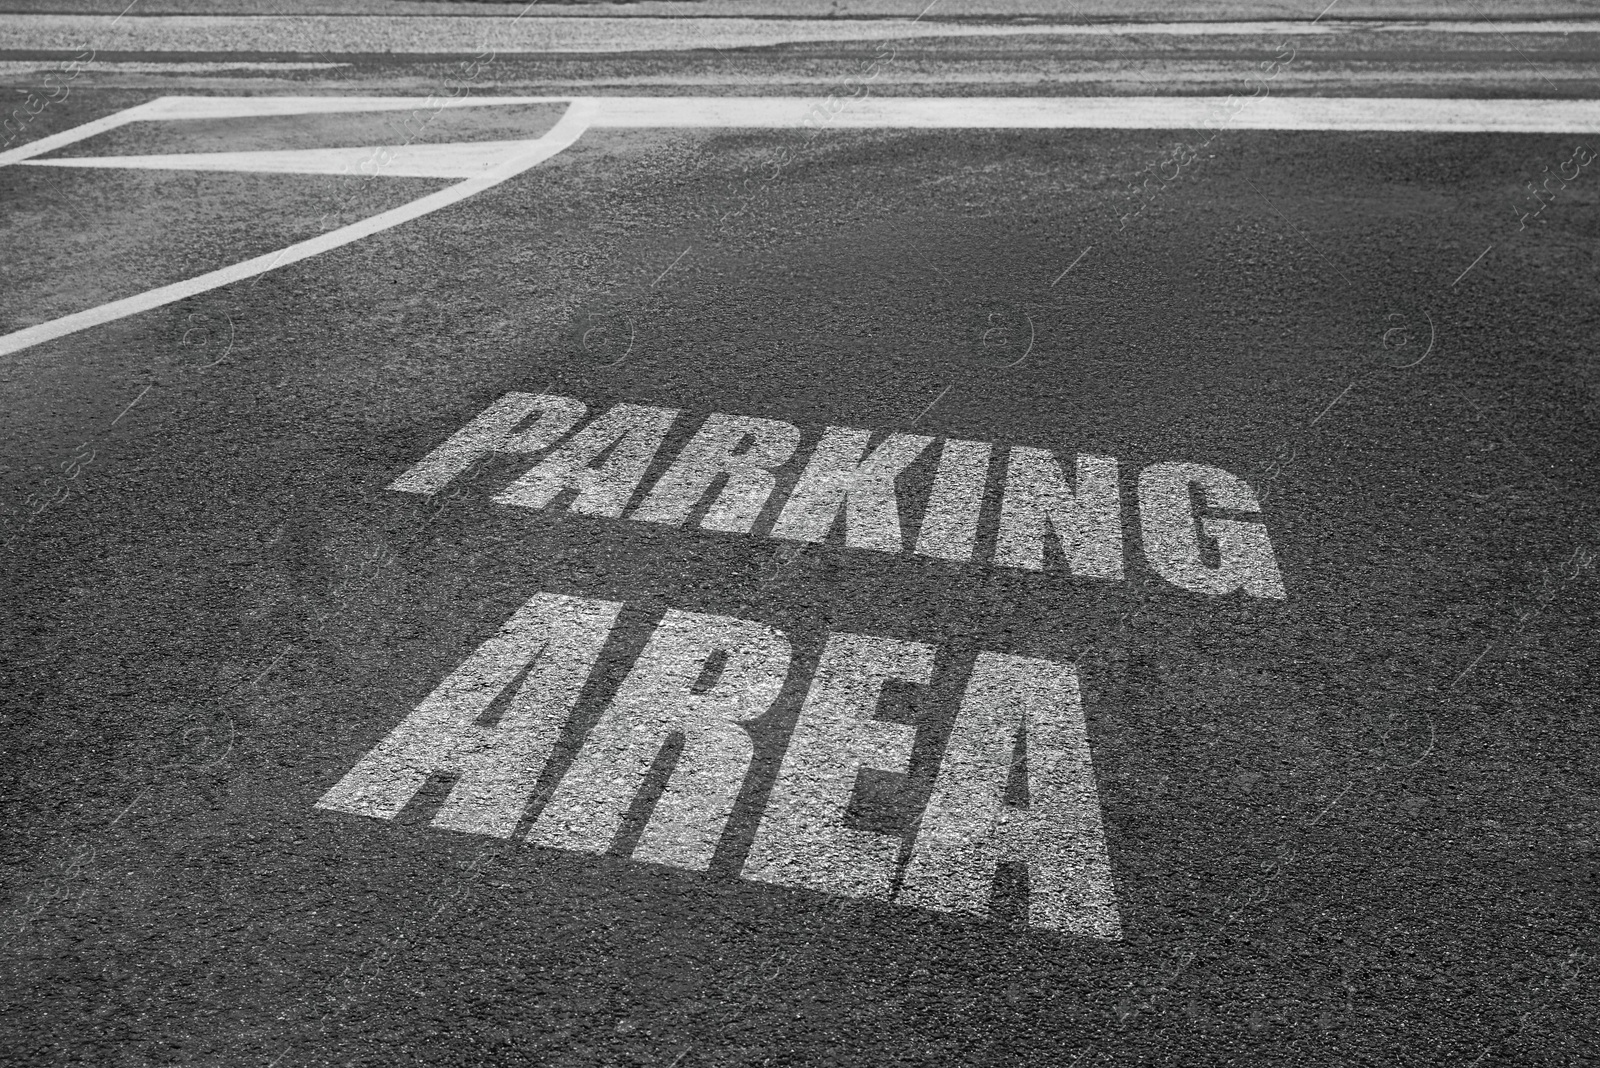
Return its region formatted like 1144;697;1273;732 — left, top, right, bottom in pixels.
0;96;572;167
20;139;544;179
138;95;569;122
0;102;595;359
0;97;166;166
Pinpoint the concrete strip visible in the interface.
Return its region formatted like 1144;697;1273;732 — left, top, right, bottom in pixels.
1;15;1597;55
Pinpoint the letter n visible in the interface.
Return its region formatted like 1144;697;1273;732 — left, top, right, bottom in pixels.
993;448;1123;578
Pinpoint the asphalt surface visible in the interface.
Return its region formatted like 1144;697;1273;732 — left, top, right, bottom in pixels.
3;18;1599;1068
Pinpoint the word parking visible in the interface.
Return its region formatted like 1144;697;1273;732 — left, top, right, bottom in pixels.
392;392;1288;599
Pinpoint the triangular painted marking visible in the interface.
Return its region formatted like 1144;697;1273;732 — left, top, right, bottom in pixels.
21;139;548;180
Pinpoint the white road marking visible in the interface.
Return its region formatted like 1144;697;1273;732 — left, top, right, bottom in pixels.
0;61;350;74
1138;461;1288;600
584;95;1600;132
899;652;1121;938
4;93;1596;359
147;94;563;124
389;392;590;496
769;428;935;553
4;15;1596;56
393;393;1295;598
743;632;935;899
0;95;170;167
632;413;802;533
913;439;991;563
0;99;596;358
323;592;1125;931
494;402;679;518
524;610;791;870
31;94;1594;176
316;593;622;838
19;139;557;180
13;93;1600;159
995;449;1124;578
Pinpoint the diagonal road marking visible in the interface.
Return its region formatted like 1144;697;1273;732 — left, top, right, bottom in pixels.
3;94;1597;359
0;101;596;359
19;138;559;180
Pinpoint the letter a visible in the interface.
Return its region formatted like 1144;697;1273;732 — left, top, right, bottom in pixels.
316;593;621;838
899;652;1121;938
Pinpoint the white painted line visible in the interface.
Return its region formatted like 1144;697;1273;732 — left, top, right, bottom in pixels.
12;95;1598;178
121;94;1600;135
22;93;1600;136
0;97;165;166
3;15;1597;55
0;61;350;75
580;96;1600;133
21;139;547;180
138;95;568;122
0;101;594;359
5;93;1597;358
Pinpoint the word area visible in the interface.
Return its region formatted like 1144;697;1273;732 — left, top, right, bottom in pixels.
318;593;1123;937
